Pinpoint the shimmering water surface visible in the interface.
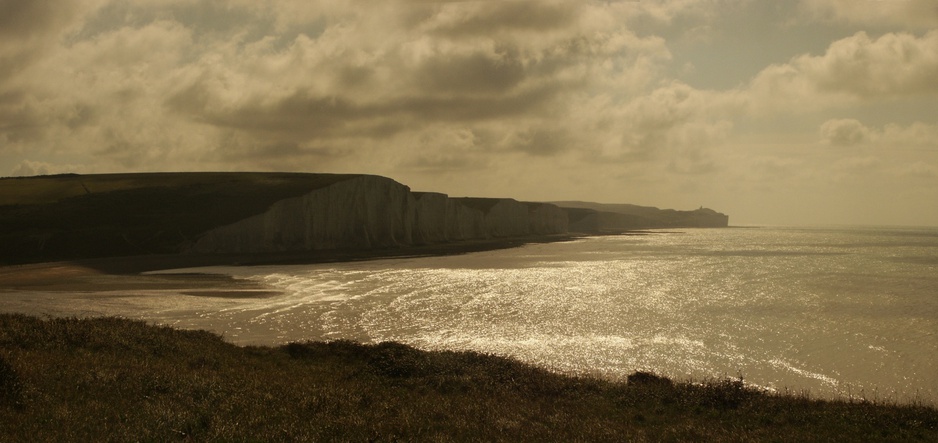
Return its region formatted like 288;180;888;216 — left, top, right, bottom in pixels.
5;227;938;403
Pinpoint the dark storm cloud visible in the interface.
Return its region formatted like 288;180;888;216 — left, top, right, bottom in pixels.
71;0;278;44
218;139;349;163
402;151;490;173
166;86;380;138
168;86;409;143
415;51;526;93
395;85;560;122
167;79;562;142
0;90;44;144
0;0;727;177
337;64;377;89
0;107;41;144
0;0;68;38
63;103;97;130
511;128;569;156
802;0;938;28
0;1;94;146
425;0;580;37
0;0;84;80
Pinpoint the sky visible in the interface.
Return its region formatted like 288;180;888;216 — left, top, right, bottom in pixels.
2;0;937;227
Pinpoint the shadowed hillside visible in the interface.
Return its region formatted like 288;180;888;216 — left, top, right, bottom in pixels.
0;173;361;265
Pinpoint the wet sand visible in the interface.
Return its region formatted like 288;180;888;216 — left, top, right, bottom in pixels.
0;235;577;298
0;262;279;298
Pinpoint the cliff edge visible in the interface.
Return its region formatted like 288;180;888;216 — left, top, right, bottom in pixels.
0;173;570;265
192;176;570;254
0;172;727;266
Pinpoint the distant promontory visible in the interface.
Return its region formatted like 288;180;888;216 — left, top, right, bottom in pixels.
555;201;730;231
0;172;728;266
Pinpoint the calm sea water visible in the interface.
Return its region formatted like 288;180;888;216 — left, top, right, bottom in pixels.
5;227;938;403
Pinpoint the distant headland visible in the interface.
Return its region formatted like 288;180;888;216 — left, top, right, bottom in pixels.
0;172;728;267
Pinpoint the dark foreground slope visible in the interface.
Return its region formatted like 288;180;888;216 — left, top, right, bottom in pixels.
1;315;936;442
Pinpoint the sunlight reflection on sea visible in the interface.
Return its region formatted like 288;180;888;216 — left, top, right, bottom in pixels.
4;227;937;404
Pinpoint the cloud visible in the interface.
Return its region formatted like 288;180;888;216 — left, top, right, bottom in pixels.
8;159;84;177
415;50;526;94
0;89;44;145
820;119;870;146
880;122;938;149
0;0;100;81
799;0;938;28
0;0;70;39
422;0;581;37
820;119;938;149
145;1;676;170
750;156;804;179
9;160;54;177
748;30;938;114
895;161;938;179
621;0;751;25
585;82;738;166
832;155;880;173
2;0;697;178
806;31;938;97
394;126;492;173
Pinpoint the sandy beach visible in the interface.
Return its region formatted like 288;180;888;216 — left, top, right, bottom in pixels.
0;261;279;298
0;235;576;298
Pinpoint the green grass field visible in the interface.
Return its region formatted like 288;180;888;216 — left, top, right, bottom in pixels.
1;314;935;442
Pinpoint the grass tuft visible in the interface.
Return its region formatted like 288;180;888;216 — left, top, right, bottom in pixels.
1;313;936;442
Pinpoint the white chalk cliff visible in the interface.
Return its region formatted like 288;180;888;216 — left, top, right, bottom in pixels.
192;175;569;253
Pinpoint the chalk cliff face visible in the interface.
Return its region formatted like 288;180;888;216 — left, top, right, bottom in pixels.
193;176;569;254
194;175;415;253
1;172;731;265
484;199;531;238
526;202;569;235
445;199;487;241
411;192;449;244
446;198;569;239
453;198;529;238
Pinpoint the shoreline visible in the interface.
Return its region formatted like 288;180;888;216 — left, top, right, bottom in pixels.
0;230;684;296
0;234;582;296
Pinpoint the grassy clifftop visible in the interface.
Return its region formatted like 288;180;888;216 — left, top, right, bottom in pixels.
1;314;936;441
0;172;360;265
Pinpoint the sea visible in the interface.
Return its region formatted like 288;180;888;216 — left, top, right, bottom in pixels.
4;226;938;404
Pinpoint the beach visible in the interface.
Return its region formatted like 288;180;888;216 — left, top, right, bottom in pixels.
0;234;576;298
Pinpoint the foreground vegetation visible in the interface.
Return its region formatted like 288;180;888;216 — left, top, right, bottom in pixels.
1;314;936;441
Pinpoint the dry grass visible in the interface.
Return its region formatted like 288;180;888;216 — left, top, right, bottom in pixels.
1;314;936;442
